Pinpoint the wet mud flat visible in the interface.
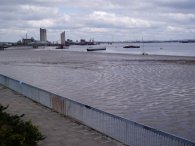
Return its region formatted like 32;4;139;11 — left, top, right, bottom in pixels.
0;49;195;142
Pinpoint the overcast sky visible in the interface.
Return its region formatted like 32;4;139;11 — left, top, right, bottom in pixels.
0;0;195;42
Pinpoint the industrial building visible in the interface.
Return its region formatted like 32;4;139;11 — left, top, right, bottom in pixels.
22;38;35;45
40;28;47;42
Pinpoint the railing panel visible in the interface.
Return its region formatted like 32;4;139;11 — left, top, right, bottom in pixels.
66;101;84;122
51;95;64;114
21;83;32;98
39;90;51;108
29;86;40;102
7;79;21;93
0;75;4;84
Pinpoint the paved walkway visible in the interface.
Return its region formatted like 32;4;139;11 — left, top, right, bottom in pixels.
0;85;124;146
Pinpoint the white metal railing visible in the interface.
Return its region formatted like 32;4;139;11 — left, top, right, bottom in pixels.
0;74;194;146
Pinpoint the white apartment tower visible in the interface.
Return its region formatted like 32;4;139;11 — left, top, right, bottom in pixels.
40;28;47;42
61;31;65;45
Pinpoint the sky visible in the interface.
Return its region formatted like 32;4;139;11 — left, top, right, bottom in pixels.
0;0;195;42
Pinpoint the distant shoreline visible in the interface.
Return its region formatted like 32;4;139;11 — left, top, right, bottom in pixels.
1;47;195;65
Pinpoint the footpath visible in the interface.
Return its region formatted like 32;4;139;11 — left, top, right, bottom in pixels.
0;85;124;146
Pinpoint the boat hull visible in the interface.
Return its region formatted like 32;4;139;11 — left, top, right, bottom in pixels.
87;47;106;51
123;45;140;48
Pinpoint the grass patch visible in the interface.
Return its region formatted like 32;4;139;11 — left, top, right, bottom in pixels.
0;104;45;146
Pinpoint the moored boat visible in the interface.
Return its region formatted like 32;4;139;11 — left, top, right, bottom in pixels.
123;45;140;48
87;47;106;51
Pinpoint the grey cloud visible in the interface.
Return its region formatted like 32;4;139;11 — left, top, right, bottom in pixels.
0;0;60;7
153;0;195;14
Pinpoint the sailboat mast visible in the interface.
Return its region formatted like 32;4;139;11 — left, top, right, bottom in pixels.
142;36;145;53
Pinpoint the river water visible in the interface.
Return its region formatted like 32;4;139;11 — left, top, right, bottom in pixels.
26;42;195;57
67;42;195;57
0;43;195;142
